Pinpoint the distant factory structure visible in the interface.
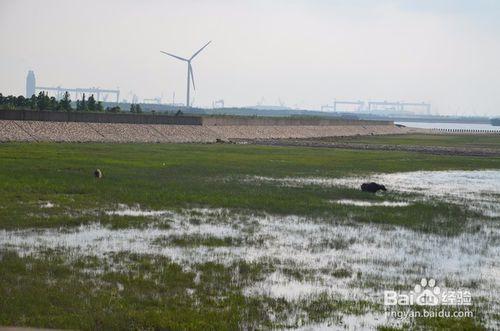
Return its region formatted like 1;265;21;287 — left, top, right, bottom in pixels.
26;70;36;98
212;99;224;108
321;100;364;112
25;71;120;103
322;99;431;115
143;97;162;104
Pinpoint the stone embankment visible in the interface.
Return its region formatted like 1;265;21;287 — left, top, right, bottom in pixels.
0;120;422;143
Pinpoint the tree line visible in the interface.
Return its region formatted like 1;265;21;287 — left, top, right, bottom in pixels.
0;92;143;113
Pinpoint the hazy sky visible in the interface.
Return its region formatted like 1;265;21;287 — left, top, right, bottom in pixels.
1;0;499;115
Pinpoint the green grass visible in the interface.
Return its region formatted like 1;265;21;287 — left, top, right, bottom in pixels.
0;141;498;330
0;142;498;233
343;134;500;149
153;234;242;247
0;251;280;330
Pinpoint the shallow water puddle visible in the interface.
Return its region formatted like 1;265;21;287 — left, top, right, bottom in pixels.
105;204;173;217
243;271;333;300
2;209;493;279
40;201;55;208
332;199;411;207
249;170;500;217
1;207;499;328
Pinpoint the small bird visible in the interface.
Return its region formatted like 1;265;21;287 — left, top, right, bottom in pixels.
94;169;103;179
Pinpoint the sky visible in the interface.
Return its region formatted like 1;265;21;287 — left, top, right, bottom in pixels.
1;0;499;115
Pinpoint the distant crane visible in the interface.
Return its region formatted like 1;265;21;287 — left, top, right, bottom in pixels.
321;100;364;112
212;99;224;108
36;85;120;103
160;41;211;108
368;101;431;114
26;71;121;103
321;99;431;114
143;97;162;104
333;100;364;112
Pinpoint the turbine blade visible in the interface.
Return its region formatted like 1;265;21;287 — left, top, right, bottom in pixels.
160;51;188;61
189;64;195;90
190;41;211;60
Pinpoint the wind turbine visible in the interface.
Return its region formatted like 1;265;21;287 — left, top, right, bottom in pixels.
160;41;211;108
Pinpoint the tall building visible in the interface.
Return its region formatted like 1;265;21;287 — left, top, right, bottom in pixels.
26;70;36;98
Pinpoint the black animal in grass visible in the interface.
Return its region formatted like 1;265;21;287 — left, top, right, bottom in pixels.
361;182;387;193
94;169;103;179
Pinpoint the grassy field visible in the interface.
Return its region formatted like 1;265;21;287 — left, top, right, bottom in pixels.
1;142;499;231
0;141;499;330
342;133;500;149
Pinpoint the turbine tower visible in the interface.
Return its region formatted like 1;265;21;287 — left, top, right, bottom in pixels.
160;41;211;108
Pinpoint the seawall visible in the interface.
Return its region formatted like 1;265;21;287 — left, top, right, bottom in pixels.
0;120;420;143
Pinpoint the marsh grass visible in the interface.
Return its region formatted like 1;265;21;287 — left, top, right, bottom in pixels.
0;142;499;329
1;142;499;229
0;251;287;330
153;234;242;247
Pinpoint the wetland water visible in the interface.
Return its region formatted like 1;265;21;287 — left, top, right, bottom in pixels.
396;121;500;131
250;170;500;217
1;170;499;329
1;208;499;328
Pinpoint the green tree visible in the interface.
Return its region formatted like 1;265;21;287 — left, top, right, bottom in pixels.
88;94;96;111
49;96;58;110
106;106;121;113
29;95;37;110
15;96;27;108
7;95;17;108
36;92;48;110
96;101;104;112
77;93;88;112
131;104;143;113
59;91;72;111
